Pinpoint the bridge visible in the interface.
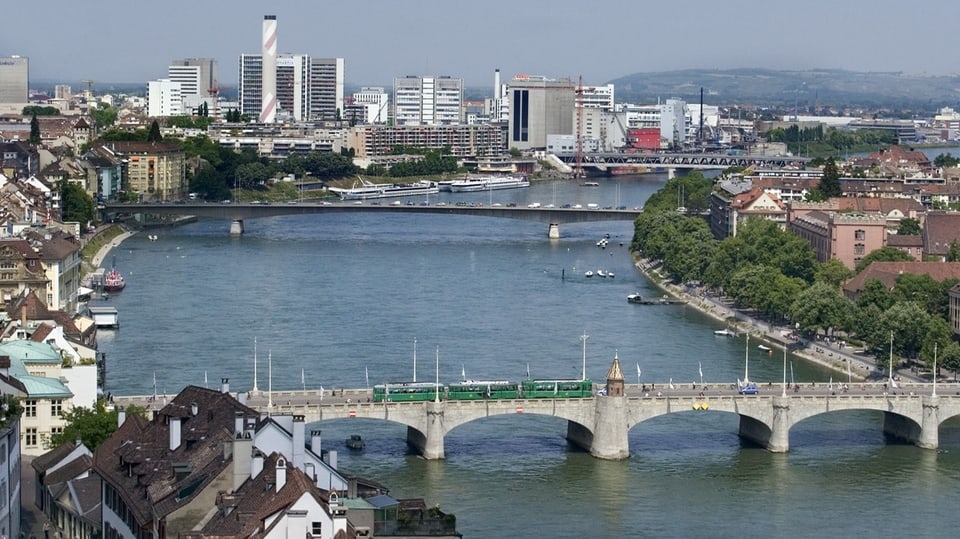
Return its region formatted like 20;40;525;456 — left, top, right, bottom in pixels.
112;382;960;461
554;151;811;174
104;202;642;238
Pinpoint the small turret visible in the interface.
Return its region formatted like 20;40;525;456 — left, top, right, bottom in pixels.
605;353;625;397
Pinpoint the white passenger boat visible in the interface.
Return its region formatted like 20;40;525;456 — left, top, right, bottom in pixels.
328;177;439;200
448;174;530;192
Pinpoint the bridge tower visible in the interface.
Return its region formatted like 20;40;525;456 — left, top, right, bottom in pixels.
569;353;629;459
605;352;624;397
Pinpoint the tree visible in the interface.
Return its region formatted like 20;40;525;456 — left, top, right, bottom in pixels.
790;281;854;337
933;153;960;168
89;103;118;129
947;241;960;262
46;402;146;450
814;259;854;288
815;158;842;199
147;120;162;142
897;218;921;236
59;180;95;225
29;113;41;145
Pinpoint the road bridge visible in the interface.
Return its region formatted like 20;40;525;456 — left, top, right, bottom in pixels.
103;202;642;238
111;382;960;461
554;151;811;174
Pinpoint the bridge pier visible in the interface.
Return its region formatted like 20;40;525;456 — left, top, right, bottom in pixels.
406;401;446;459
230;219;244;235
585;396;629;460
767;397;791;452
548;223;560;239
918;395;941;449
737;414;774;450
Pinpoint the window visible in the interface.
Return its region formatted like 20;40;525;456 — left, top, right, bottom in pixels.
854;229;866;241
312;522;322;536
24;399;36;417
854;243;865;256
25;428;37;447
51;399;63;417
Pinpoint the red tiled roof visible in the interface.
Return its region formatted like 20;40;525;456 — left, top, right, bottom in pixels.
843;262;960;295
923;212;960;255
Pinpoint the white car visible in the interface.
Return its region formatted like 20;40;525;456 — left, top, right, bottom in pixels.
527;202;541;208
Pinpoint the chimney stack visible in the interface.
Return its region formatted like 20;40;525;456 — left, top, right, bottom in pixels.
310;429;322;454
275;457;287;492
292;415;305;470
251;451;264;480
117;408;126;427
221;378;229;394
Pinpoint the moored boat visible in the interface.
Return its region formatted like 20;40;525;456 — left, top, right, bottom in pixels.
345;434;365;450
714;328;736;337
448;174;529;192
329;177;439;200
103;268;126;292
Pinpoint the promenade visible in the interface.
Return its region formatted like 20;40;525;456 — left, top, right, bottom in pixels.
634;257;921;384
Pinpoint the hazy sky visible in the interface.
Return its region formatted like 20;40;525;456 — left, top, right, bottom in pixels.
4;0;958;89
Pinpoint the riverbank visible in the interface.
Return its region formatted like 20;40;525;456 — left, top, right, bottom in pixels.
633;255;918;383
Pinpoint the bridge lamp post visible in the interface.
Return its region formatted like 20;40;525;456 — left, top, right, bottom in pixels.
580;332;589;381
782;348;787;397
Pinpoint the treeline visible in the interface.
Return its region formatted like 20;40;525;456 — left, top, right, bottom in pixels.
632;188;960;374
766;125;896;156
365;146;459;178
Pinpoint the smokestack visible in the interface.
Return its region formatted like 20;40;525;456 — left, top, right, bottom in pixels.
169;417;182;451
260;15;278;123
699;87;704;144
494;68;501;99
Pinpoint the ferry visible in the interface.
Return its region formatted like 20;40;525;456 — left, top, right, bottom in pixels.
448;174;530;193
328;177;439;200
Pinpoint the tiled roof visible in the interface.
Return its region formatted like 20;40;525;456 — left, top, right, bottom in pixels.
45;453;93;485
886;234;923;247
92;386;260;528
923;212;960;255
32;440;81;473
198;451;336;538
843;262;960;295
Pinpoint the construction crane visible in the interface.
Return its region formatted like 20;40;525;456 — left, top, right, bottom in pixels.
207;80;232;118
81;79;94;100
574;75;585;179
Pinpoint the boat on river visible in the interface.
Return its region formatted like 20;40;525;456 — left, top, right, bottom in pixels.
628;293;685;305
328;177;439;200
714;328;736;337
345;434;365;450
103;268;126;292
448;174;529;192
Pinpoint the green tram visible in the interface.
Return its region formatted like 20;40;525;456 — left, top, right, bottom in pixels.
521;379;594;398
447;380;521;400
372;382;443;402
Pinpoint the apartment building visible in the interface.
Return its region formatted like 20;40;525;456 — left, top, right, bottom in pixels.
393;75;464;126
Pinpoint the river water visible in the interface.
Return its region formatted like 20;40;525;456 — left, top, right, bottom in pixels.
97;175;960;538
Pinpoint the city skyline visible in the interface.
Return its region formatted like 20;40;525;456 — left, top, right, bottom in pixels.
4;0;959;89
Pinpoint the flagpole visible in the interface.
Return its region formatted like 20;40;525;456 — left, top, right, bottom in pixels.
580;332;589;381
888;331;894;385
413;337;417;383
699;361;703;386
365;366;369;390
782;348;787;397
252;337;259;393
434;346;440;403
268;350;273;411
933;342;938;397
636;362;641;386
301;367;305;392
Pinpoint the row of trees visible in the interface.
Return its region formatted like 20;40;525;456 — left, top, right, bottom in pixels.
765;125;896;156
632;191;960;374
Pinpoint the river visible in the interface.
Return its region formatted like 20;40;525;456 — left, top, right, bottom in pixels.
97;175;960;538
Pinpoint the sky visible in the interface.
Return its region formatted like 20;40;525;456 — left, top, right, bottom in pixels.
4;0;959;90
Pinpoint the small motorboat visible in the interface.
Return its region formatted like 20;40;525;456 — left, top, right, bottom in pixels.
608;271;615;278
758;344;772;352
346;434;365;450
714;328;736;337
597;270;607;278
584;271;594;278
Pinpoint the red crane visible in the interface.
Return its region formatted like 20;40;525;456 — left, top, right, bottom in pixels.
207;80;232;118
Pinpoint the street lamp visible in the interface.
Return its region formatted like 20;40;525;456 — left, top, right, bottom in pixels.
580;332;589;381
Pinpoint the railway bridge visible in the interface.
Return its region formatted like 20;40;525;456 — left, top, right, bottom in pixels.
112;383;960;461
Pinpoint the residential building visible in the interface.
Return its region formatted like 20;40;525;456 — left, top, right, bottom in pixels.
887;234;924;259
0;339;75;455
922;211;960;260
843;262;960;302
19;228;82;313
507;75;575;150
710;186;787;239
147;79;184;117
238;53;264;120
1;140;40;179
94;141;186;201
0;238;47;303
950;283;960;335
31;439;99;539
80;145;124;201
347;124;505;159
788;208;887;269
0;392;22;539
0;56;28;104
183;452;350;539
93;385;263;538
394;76;463;126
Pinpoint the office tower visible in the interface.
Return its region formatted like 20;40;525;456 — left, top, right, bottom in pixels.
507;75;575;150
168;58;218;98
261;15;277;123
309;57;344;121
0;55;28;103
147;79;183;117
393;75;463;126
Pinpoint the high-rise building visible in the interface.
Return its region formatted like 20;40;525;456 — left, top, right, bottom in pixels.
344;87;389;124
309;57;344;121
168;58;218;98
0;55;29;103
507;75;575;150
147;79;183;117
54;85;71;101
393;76;463;126
238;16;344;123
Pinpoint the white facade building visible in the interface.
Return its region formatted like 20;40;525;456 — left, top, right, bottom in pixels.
147;79;183;117
347;87;389;124
579;84;615;110
239;54;345;123
660;98;687;148
393;75;463;126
